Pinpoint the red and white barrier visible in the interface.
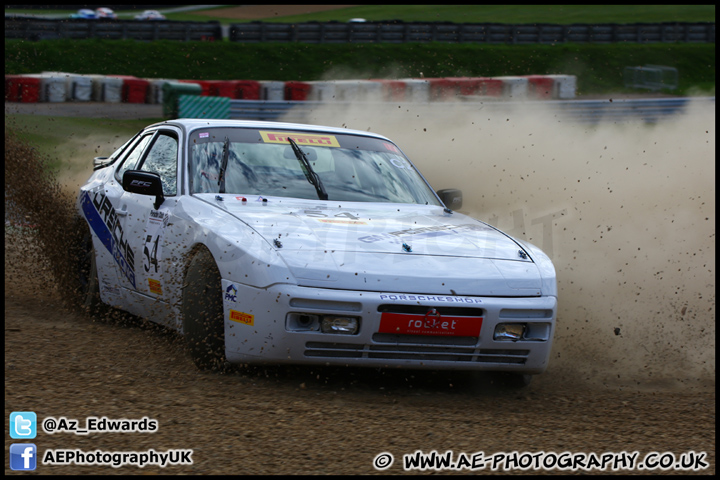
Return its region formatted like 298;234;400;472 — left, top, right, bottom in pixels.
5;73;576;103
5;75;41;103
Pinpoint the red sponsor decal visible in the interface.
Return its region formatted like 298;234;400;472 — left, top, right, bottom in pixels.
379;311;482;337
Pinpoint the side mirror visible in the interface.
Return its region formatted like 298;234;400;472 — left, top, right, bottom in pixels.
123;170;165;210
437;188;462;211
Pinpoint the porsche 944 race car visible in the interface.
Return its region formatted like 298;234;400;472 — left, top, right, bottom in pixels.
76;119;557;384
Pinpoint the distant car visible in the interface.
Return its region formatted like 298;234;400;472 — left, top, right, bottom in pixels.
95;8;117;20
135;10;166;21
75;119;557;386
70;9;96;19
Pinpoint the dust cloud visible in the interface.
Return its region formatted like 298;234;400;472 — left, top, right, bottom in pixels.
4;129;85;308
54;133;128;196
287;97;716;391
5;95;714;393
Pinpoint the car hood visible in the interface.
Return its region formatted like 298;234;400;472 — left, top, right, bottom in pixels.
203;195;548;296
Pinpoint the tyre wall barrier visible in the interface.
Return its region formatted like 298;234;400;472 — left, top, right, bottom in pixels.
5;74;578;105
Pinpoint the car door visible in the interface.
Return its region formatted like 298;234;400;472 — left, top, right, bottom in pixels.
84;131;155;307
112;128;181;321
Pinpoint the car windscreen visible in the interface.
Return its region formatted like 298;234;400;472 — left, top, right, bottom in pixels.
188;127;441;205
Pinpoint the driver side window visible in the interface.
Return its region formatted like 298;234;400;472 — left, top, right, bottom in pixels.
140;133;178;196
116;133;153;183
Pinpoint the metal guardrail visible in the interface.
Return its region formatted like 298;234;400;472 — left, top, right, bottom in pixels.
624;65;679;91
226;97;715;123
229;21;715;44
5;18;714;44
4;17;222;41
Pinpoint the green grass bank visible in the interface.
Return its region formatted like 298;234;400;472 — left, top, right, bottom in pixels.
4;39;715;96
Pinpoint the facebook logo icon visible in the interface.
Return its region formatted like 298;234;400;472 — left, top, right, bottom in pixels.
10;444;37;471
10;411;37;439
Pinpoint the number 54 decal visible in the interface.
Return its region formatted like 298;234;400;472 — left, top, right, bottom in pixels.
143;210;169;290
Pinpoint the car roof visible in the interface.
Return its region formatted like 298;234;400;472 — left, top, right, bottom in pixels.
147;118;391;142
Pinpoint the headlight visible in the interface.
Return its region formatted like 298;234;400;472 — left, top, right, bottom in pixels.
494;323;526;341
321;316;359;335
286;314;359;335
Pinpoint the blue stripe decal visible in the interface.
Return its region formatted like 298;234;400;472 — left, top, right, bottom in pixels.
81;191;113;254
80;191;136;288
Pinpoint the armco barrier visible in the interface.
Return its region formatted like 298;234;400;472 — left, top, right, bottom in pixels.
6;18;712;44
227;21;715;44
178;95;230;119
5;17;222;41
224;97;714;124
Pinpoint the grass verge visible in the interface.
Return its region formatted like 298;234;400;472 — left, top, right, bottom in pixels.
5;40;715;96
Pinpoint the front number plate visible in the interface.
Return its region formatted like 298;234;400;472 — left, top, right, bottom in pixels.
379;312;482;337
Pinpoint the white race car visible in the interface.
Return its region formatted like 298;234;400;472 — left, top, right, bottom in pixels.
76;119;557;384
134;10;166;21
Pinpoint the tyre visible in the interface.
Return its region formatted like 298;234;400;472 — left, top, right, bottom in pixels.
182;247;226;370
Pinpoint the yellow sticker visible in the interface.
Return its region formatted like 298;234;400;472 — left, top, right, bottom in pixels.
148;279;162;295
260;131;340;148
230;309;254;326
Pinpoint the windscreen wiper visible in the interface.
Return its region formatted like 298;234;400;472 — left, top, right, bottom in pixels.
288;137;328;201
218;137;230;194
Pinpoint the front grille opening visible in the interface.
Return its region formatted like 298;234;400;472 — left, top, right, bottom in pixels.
305;342;363;358
304;342;529;364
372;333;478;346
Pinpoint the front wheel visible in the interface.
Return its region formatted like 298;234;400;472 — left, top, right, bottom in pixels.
181;247;226;370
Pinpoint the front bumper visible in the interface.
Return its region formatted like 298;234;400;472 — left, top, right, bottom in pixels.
222;282;556;373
